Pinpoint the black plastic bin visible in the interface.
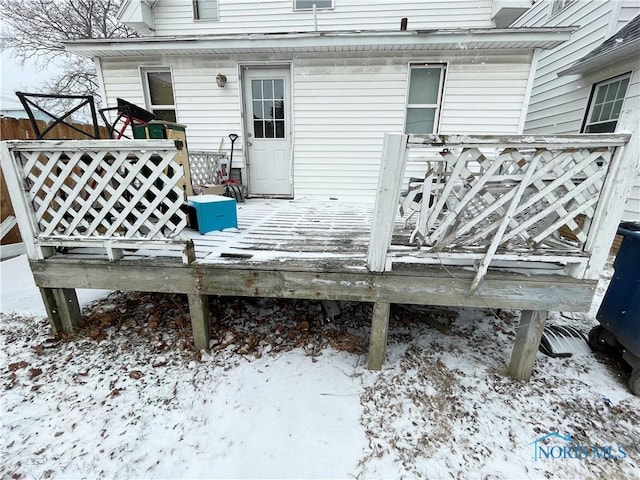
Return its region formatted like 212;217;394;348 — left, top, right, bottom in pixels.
591;223;640;395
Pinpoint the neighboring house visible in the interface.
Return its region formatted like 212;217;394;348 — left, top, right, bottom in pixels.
513;0;640;223
66;0;574;200
0;109;51;122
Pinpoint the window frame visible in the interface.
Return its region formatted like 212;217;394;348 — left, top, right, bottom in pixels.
193;0;219;21
581;72;631;134
293;0;334;11
404;63;447;136
549;0;575;18
140;66;178;123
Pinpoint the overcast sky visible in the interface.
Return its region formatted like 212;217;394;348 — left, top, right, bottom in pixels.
0;49;61;110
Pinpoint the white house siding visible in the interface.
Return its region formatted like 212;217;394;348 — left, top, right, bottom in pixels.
150;0;493;37
99;52;531;201
516;0;622;134
515;0;640;222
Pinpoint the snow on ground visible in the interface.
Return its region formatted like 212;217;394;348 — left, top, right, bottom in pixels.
1;254;639;479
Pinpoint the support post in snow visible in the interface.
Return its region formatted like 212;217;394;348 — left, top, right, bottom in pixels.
188;293;211;351
39;287;82;335
368;301;391;370
507;309;547;381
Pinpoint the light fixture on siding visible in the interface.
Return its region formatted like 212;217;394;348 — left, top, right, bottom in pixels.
216;74;227;88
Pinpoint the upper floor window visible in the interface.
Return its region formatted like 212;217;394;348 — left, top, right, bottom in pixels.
405;64;446;135
142;68;177;123
582;73;631;133
294;0;333;11
193;0;219;21
550;0;575;17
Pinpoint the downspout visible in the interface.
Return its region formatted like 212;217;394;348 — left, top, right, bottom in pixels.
518;48;541;134
93;56;108;111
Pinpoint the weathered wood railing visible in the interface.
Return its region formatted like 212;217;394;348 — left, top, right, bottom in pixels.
368;133;635;293
0;139;193;264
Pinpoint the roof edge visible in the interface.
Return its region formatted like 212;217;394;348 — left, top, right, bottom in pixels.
64;27;574;57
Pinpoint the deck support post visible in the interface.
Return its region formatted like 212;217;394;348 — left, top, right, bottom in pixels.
368;301;391;370
39;287;82;335
507;309;547;381
188;293;211;351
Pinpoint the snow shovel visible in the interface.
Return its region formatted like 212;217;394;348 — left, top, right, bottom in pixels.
538;325;592;358
224;133;245;202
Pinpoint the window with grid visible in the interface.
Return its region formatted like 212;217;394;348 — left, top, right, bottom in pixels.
550;0;575;17
142;68;177;123
405;64;446;135
251;79;286;139
583;73;631;133
193;0;219;20
294;0;332;10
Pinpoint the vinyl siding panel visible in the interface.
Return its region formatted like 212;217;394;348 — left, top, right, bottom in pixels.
150;0;493;36
99;52;531;201
517;0;640;220
621;68;640;222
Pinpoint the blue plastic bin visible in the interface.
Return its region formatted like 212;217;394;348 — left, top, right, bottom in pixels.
596;225;640;358
187;195;238;234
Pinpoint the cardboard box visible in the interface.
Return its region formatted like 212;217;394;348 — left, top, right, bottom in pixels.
187;195;237;234
200;185;226;195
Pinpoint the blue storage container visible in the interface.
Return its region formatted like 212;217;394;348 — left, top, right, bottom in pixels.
187;195;238;234
593;224;640;396
596;225;640;357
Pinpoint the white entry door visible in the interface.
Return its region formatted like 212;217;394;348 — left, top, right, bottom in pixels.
242;66;293;197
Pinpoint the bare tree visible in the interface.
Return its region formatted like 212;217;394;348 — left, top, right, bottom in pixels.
1;0;136;101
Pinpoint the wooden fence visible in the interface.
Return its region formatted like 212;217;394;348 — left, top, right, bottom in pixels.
0;117;110;245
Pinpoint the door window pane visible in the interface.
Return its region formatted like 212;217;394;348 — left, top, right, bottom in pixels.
153;109;177;123
251;77;286;139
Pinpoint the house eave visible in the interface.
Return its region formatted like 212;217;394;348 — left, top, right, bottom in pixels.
558;39;640;76
64;27;574;58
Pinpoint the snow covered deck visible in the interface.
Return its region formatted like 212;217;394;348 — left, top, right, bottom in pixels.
1;132;637;381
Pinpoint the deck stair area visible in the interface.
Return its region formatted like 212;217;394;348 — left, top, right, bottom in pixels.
1;129;637;381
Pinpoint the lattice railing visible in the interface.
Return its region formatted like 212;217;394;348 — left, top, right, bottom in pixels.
368;133;634;292
189;150;228;186
1;139;193;263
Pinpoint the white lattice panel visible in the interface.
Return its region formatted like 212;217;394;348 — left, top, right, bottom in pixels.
189;151;227;186
403;146;611;255
11;141;186;240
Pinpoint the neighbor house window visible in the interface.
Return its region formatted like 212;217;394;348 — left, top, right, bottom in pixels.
294;0;333;10
193;0;219;20
582;73;631;133
405;64;446;135
142;68;177;123
550;0;575;17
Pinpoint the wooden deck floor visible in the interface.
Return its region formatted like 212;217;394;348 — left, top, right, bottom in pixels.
30;199;596;313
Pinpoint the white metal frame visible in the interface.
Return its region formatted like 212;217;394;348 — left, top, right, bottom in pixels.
548;0;575;19
404;63;447;135
582;72;632;133
192;0;219;21
140;66;178;122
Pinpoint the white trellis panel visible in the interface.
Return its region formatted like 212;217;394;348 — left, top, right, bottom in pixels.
189;151;228;187
1;139;189;261
369;133;633;292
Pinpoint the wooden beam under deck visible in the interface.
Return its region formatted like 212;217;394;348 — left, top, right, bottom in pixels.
30;257;596;312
